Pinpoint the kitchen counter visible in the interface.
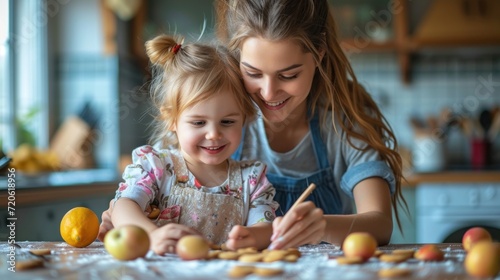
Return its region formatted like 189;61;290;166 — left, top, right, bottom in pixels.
0;169;120;206
404;169;500;187
2;168;499;205
0;241;489;280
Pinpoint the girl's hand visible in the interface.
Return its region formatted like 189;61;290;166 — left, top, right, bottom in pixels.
226;223;273;251
97;199;115;241
269;201;325;249
225;225;256;250
149;224;202;255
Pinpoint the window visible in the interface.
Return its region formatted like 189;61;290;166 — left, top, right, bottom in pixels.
0;0;12;151
0;0;49;153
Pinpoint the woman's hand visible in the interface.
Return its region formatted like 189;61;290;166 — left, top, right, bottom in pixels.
225;223;272;251
149;224;202;255
269;201;325;249
97;199;115;241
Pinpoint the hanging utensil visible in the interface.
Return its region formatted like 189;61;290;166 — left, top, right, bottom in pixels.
479;109;492;136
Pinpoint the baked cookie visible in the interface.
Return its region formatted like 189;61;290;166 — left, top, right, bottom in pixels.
379;253;410;263
227;265;255;278
378;268;412;278
238;253;265;263
392;249;415;259
16;259;44;271
29;248;51;256
253;267;284;277
336;256;365;265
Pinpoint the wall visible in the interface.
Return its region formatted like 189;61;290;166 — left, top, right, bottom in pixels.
350;53;500;244
49;0;149;170
350;53;500;167
147;0;216;42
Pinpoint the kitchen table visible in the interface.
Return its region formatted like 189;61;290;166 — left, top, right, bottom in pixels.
1;241;493;279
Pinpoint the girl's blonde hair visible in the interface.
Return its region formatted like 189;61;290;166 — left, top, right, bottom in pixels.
216;0;408;232
145;35;256;147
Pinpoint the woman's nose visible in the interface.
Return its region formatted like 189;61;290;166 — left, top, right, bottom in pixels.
260;77;276;100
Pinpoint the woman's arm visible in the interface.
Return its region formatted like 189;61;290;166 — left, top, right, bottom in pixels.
323;177;393;245
269;177;392;249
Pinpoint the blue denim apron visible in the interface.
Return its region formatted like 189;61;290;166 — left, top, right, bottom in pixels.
233;114;342;216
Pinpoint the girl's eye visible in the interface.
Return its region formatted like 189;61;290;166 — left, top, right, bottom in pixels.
221;120;236;125
191;121;205;126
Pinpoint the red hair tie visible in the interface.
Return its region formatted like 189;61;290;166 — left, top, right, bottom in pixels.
172;44;182;54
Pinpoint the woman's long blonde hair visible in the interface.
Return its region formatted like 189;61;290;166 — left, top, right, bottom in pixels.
216;0;408;232
145;34;256;147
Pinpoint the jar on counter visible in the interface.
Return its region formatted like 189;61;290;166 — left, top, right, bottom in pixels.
412;135;446;172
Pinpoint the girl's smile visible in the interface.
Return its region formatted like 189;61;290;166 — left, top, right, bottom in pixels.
200;145;227;154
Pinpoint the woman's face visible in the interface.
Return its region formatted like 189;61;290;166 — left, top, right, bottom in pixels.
239;37;317;124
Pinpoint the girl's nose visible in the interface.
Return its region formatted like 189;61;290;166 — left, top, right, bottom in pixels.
205;126;222;140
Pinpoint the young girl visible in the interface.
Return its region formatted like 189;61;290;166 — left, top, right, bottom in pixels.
110;34;279;255
216;0;407;249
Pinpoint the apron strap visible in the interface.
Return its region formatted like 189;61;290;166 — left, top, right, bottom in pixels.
309;113;330;170
170;150;189;182
232;128;245;160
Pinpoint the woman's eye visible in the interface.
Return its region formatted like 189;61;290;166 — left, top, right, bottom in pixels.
280;74;298;80
245;72;261;78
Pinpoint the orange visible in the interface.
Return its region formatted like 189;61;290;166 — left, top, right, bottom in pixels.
60;207;99;248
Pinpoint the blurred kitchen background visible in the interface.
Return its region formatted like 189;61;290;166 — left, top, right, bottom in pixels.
1;0;499;244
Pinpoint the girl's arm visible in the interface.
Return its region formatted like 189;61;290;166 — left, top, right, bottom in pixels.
111;198;158;233
225;161;278;250
225;222;273;251
112;198;203;255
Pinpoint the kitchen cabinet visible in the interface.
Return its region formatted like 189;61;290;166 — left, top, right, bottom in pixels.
329;0;410;83
0;196;113;241
330;0;500;84
400;170;500;244
0;170;118;241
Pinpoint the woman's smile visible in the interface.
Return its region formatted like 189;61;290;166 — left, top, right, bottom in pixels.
262;97;290;110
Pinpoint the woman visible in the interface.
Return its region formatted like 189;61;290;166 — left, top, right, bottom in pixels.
216;0;406;250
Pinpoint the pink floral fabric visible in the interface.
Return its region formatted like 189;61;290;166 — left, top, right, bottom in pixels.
114;145;279;227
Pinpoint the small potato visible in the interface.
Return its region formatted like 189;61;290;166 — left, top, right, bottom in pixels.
176;235;210;261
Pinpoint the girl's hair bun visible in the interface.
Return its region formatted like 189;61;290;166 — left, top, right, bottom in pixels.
145;35;183;66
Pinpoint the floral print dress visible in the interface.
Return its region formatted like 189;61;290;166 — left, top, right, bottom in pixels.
114;145;279;245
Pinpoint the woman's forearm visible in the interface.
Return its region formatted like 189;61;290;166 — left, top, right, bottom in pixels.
323;211;393;246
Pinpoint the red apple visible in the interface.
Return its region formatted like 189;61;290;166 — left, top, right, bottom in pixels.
462;227;492;252
342;232;377;261
176;235;210;260
104;225;150;261
414;244;444;261
464;241;500;278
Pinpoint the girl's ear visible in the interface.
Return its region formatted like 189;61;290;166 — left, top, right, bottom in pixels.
169;123;177;132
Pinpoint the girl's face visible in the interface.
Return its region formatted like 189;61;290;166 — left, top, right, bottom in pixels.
239;37;317;124
173;90;244;168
